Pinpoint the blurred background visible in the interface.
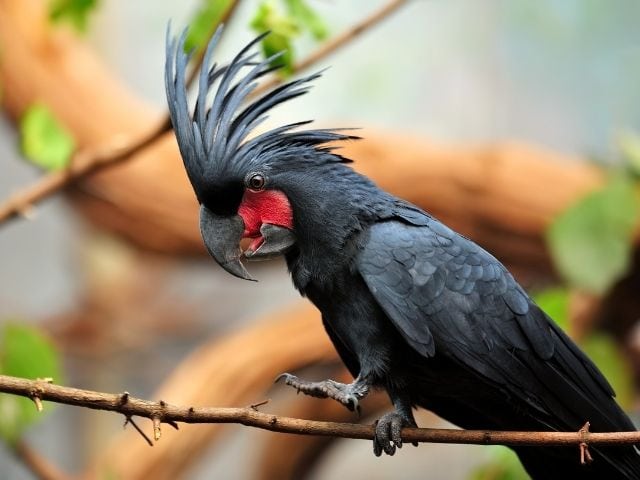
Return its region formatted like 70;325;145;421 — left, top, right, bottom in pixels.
1;0;639;479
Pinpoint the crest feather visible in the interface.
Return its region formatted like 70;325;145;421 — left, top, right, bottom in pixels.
165;24;358;197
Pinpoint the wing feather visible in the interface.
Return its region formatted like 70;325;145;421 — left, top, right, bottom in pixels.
357;218;630;430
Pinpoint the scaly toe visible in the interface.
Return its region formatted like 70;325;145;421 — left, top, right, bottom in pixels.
373;411;417;456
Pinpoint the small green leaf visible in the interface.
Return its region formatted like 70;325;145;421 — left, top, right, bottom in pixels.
0;323;63;444
49;0;99;32
251;1;300;38
250;0;328;75
20;103;75;171
185;0;235;53
546;176;639;294
261;32;295;75
285;0;328;40
251;1;300;75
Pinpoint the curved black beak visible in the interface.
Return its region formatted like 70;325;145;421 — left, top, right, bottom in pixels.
199;205;255;281
244;223;296;260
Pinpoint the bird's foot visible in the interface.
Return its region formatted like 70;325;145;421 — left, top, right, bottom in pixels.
373;409;418;456
275;373;369;412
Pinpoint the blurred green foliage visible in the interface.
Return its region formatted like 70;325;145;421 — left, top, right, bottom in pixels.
19;103;75;172
471;446;528;480
250;0;327;75
0;323;62;444
531;287;569;325
582;331;634;407
185;0;235;53
535;288;634;408
618;130;640;178
284;0;328;40
547;175;639;294
49;0;99;32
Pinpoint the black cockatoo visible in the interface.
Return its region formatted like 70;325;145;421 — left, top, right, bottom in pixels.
165;27;640;478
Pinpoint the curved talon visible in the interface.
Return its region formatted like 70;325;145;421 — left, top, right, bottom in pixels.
273;372;300;391
274;372;370;412
373;410;417;456
274;373;291;384
343;394;357;411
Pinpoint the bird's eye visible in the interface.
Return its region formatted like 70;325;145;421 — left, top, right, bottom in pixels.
246;172;266;191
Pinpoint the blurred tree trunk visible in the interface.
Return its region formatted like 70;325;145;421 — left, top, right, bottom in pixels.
0;0;606;283
1;1;634;480
84;303;335;480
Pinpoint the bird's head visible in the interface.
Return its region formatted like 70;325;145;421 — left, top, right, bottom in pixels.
165;27;360;281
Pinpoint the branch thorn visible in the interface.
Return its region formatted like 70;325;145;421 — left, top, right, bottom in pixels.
17;203;37;220
579;421;593;465
31;395;43;412
166;419;180;431
152;416;162;441
249;398;271;411
124;416;153;447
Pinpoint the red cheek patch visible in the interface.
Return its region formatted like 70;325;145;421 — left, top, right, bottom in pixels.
238;189;293;237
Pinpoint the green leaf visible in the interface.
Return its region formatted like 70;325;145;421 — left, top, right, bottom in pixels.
261;32;295;75
0;323;63;444
471;445;529;480
49;0;99;32
20;104;75;171
185;0;235;53
250;0;328;75
251;1;300;38
546;176;639;294
285;0;328;40
251;1;300;75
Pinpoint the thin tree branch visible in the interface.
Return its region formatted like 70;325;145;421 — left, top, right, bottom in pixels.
250;0;408;99
0;0;408;228
1;374;639;451
184;1;242;87
0;120;170;226
0;0;241;227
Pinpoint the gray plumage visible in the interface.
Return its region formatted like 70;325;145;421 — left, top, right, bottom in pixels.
165;27;640;479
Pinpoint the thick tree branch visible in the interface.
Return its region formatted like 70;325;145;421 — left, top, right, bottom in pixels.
0;0;408;227
1;374;639;451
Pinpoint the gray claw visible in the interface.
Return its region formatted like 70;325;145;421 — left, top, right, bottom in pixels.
274;372;294;384
373;410;417;457
275;372;370;412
